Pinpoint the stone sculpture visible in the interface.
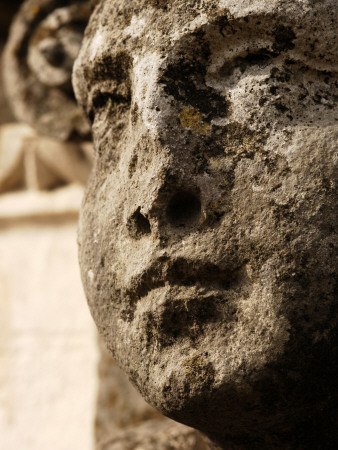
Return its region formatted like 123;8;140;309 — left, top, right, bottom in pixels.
4;0;334;447
73;0;337;447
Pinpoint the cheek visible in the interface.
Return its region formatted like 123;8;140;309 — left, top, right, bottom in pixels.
78;171;121;279
91;115;130;172
131;51;163;130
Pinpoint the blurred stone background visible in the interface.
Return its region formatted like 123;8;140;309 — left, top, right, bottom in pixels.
0;3;98;448
0;1;17;124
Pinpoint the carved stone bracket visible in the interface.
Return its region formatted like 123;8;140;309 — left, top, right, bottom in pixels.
3;0;91;141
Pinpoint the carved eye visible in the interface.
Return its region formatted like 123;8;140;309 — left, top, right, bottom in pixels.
88;91;110;123
88;89;131;124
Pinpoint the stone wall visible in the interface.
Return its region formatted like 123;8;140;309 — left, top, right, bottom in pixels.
0;183;99;450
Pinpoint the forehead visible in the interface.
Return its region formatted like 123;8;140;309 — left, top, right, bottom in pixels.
73;0;338;116
86;0;337;63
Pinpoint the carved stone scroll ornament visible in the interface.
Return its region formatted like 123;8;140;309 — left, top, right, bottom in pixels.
73;0;338;447
3;0;91;141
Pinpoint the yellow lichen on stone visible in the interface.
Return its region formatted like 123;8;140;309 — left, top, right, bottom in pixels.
179;108;210;134
183;354;203;384
182;354;215;389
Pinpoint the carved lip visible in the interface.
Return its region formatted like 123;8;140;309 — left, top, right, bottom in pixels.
124;256;243;304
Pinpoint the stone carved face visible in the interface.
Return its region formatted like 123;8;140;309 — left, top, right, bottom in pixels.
73;0;337;444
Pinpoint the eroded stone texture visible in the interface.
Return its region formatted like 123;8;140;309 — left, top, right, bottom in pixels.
3;0;91;140
95;340;164;444
96;341;210;449
73;1;337;447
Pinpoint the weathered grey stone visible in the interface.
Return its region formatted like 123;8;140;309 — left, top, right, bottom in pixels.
3;0;91;140
95;341;211;449
95;340;164;444
73;0;337;447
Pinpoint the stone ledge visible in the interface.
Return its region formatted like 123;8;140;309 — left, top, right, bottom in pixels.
0;183;83;224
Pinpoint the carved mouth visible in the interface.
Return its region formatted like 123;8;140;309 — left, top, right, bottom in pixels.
121;256;249;342
124;256;245;305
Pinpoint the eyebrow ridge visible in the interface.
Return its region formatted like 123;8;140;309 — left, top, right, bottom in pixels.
84;51;132;84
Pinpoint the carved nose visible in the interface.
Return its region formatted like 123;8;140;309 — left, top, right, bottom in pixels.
165;190;202;229
127;190;202;239
126;207;151;239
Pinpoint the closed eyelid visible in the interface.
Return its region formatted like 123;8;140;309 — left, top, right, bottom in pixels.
87;82;131;123
85;51;132;83
88;80;131;104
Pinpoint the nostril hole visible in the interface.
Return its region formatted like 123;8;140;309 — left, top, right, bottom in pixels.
166;191;201;228
127;207;151;239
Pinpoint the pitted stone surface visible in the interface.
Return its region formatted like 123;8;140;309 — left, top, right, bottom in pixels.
95;340;164;444
3;0;91;140
73;1;337;447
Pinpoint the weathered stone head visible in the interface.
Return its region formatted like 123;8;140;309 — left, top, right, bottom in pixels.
73;0;337;446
